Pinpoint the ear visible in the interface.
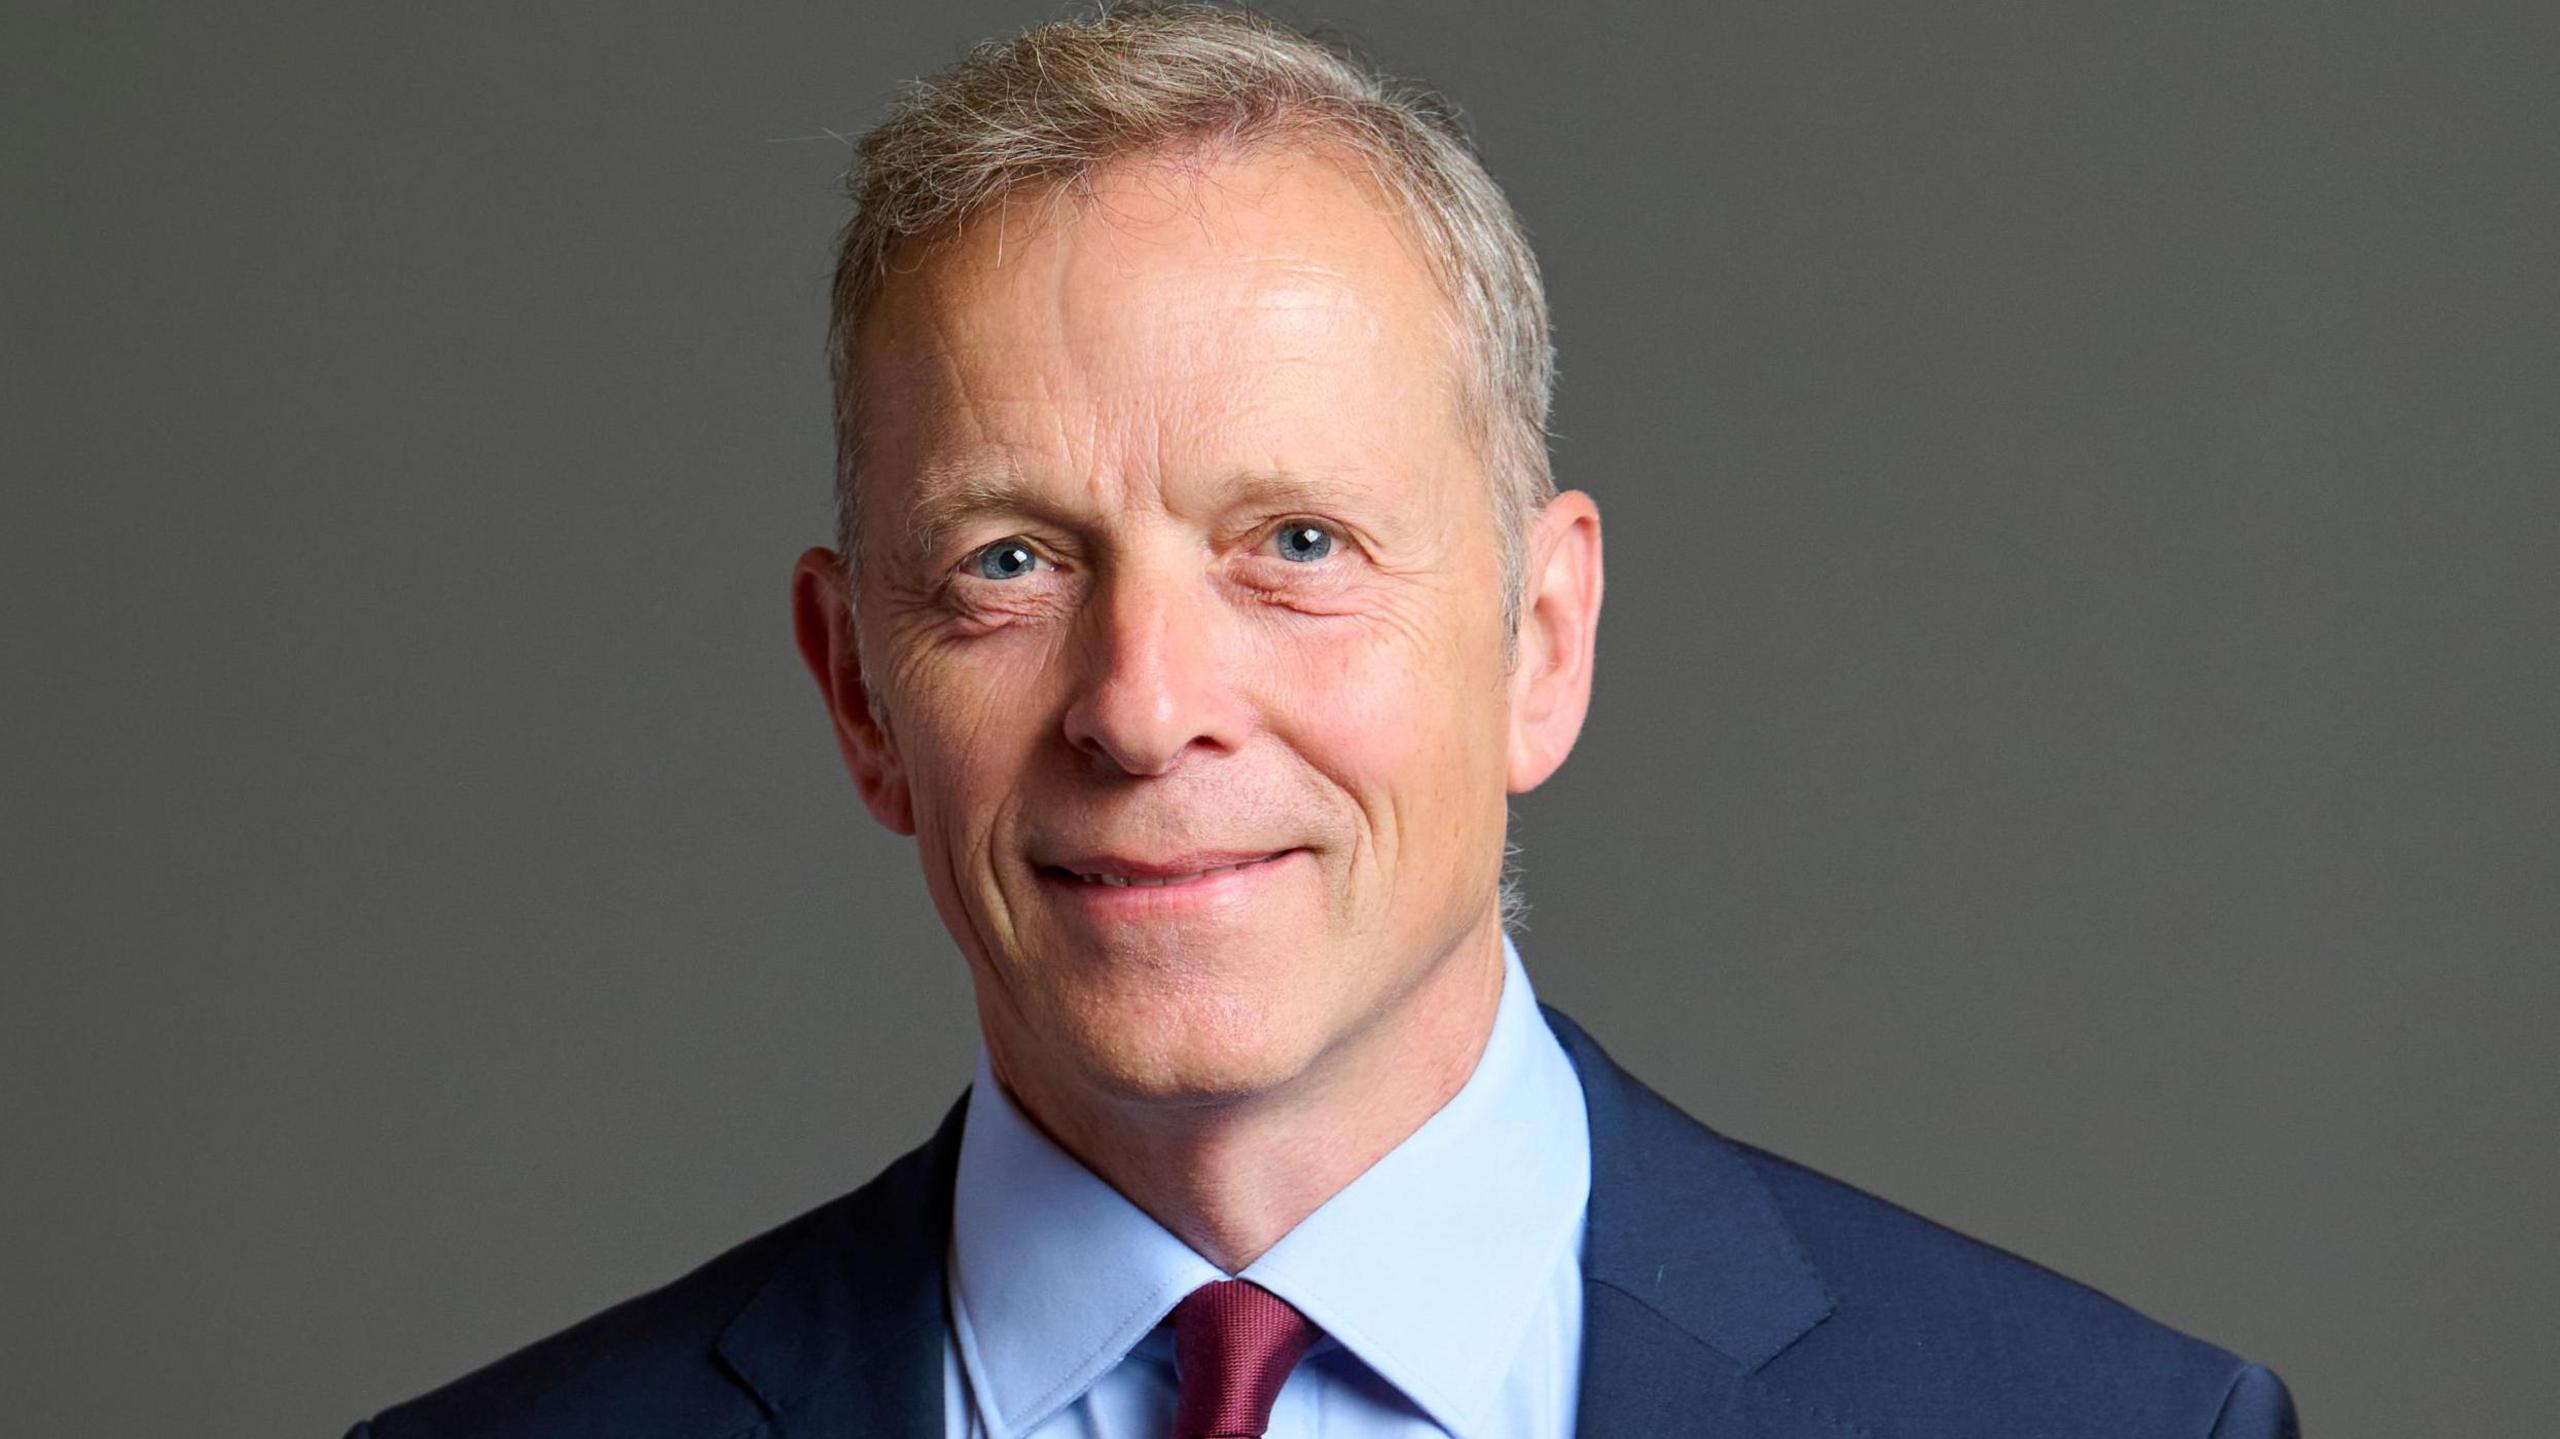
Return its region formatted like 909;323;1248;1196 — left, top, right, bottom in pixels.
791;547;915;835
1505;491;1604;794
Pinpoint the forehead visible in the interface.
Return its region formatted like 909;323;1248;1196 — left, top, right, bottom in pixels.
851;146;1471;518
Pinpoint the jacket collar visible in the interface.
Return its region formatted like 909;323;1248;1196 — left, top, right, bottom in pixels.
1541;1006;1848;1438
1541;1006;1832;1370
712;1006;1837;1436
712;1093;963;1437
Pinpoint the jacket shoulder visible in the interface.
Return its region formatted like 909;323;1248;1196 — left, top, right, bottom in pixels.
1733;1136;2278;1435
356;1111;958;1439
360;1188;848;1439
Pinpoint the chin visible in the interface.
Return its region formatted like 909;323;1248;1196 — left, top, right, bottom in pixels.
1045;970;1341;1109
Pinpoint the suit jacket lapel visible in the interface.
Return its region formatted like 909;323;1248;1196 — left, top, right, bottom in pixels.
713;1093;967;1438
1544;1006;1852;1439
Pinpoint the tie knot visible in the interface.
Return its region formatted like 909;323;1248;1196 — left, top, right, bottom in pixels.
1170;1279;1323;1439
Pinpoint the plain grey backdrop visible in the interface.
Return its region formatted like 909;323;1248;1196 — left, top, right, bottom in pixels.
7;1;2553;1434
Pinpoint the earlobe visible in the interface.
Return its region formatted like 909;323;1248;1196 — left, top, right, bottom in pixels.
1505;492;1604;794
790;547;917;836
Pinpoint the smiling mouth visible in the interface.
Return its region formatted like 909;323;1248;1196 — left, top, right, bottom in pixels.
1038;850;1300;889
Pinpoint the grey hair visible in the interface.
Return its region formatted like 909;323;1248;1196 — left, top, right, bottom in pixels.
825;2;1558;647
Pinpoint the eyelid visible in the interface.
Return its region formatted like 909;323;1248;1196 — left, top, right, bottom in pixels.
952;534;1053;581
1263;516;1341;545
1258;515;1360;562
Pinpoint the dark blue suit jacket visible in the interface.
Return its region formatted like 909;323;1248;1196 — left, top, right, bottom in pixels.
349;1008;2297;1437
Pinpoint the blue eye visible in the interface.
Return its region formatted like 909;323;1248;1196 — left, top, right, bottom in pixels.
1274;522;1336;564
973;540;1042;580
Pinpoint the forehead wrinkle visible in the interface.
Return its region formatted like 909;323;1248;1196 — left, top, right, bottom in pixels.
869;148;1479;573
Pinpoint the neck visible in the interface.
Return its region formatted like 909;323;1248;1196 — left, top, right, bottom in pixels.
988;919;1509;1273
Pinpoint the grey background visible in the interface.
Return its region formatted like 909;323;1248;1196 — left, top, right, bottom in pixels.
6;1;2553;1435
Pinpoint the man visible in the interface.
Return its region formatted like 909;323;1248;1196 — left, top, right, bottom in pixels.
348;6;2296;1436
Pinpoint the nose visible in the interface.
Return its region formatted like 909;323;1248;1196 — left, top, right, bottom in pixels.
1060;563;1252;777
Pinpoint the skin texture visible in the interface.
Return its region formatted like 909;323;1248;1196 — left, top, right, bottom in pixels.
793;146;1602;1270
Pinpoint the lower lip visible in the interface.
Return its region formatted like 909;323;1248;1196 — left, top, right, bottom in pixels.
1037;850;1305;918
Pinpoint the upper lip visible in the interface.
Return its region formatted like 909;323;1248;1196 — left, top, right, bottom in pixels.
1038;849;1294;880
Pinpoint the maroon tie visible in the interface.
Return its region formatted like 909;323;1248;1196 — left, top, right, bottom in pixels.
1170;1279;1323;1439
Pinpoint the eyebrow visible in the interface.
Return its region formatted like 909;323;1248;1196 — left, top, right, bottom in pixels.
893;465;1381;571
895;465;1039;572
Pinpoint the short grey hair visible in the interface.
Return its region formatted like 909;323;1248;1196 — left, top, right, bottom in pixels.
826;2;1558;642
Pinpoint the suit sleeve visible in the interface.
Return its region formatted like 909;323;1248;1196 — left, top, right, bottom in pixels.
342;1423;373;1439
2206;1363;2300;1439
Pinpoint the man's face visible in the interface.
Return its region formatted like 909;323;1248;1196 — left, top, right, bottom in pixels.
812;149;1543;1109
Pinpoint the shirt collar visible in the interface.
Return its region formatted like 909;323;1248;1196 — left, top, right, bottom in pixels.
947;934;1591;1438
947;1050;1220;1438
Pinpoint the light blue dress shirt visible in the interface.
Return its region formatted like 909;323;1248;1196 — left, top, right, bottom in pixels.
940;932;1590;1439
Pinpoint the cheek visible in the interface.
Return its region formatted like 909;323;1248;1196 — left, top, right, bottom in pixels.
1269;619;1507;854
889;642;1062;852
